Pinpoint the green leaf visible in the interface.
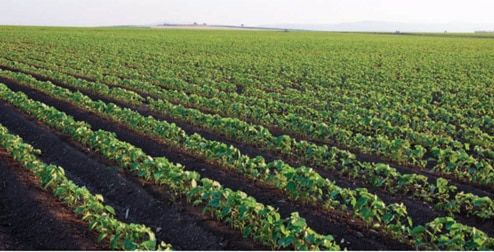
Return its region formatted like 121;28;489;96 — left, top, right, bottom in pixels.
383;212;394;224
131;162;139;171
410;225;426;237
360;208;373;221
110;233;122;249
97;233;108;243
75;206;86;214
140;240;157;250
89;220;98;230
208;197;221;208
304;233;316;243
436;178;448;188
123;238;138;250
105;205;116;215
473;197;489;207
285;181;297;193
221;207;231;218
355;196;369;210
291;217;307;229
278;236;296;247
466;240;481;250
431;147;441;157
243;226;253;238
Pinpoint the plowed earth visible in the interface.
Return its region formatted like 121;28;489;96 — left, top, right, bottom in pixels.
0;69;492;250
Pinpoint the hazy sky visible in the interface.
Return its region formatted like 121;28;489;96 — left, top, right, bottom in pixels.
1;0;493;27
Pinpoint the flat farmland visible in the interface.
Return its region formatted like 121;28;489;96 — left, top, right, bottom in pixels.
0;26;493;250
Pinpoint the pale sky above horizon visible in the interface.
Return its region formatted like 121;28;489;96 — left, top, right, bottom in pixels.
1;0;493;27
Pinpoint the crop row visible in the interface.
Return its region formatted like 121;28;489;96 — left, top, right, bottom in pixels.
1;62;493;222
0;66;411;245
1;69;492;249
5;30;493;144
2;56;493;187
7;30;493;137
6;43;494;157
0;123;170;250
0;82;341;250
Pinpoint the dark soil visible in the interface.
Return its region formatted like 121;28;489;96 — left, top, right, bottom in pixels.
0;65;492;250
4;66;491;232
0;149;107;250
0;100;264;250
0;73;413;250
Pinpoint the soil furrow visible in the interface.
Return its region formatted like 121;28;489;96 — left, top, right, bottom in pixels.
1;67;491;230
0;148;106;250
2;67;493;238
0;100;267;250
2;63;492;196
0;72;412;250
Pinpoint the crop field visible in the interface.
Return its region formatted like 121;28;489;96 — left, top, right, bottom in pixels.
0;26;493;250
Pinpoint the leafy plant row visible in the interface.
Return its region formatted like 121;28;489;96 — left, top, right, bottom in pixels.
146;82;494;182
1;63;493;222
0;69;414;236
147;99;494;220
1;70;492;249
240;85;494;156
50;59;490;222
0;123;170;250
241;81;494;138
2;58;493;188
2;62;493;223
0;83;340;250
11;31;492;133
6;51;493;172
4;29;493;145
8;56;494;187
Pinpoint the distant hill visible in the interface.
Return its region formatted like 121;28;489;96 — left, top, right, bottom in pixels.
261;21;494;33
